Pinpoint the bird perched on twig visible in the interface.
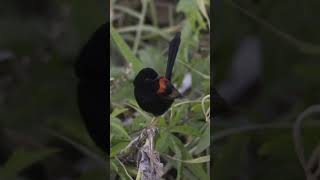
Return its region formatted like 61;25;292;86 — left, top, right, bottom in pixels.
133;32;182;124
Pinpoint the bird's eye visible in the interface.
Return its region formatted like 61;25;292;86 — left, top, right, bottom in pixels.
145;78;153;82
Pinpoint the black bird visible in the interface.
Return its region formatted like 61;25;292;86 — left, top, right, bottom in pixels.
75;22;108;153
133;32;182;117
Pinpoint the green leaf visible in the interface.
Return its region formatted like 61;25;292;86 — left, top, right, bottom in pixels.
111;108;129;118
193;125;210;154
171;125;202;136
111;122;131;140
0;148;59;178
170;106;187;127
181;155;210;164
196;0;210;28
170;135;209;179
112;158;134;180
157;117;167;128
177;0;198;14
138;47;164;74
156;131;171;153
111;159;119;172
191;104;202;113
171;137;183;180
110;25;143;73
166;155;210;164
110;142;129;157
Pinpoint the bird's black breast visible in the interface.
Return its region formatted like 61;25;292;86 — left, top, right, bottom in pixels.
134;86;173;116
133;68;174;116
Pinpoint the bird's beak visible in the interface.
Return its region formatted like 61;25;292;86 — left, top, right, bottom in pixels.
168;86;183;99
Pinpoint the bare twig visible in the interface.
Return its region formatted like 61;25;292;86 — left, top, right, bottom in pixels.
213;122;320;141
118;124;163;180
201;95;210;122
293;105;320;180
118;128;149;162
137;127;163;180
225;0;320;55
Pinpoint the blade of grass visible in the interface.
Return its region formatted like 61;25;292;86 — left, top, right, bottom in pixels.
110;25;143;73
165;155;210;164
114;5;141;18
173;99;209;108
41;127;107;167
115;157;134;180
171;125;202;136
118;25;171;41
149;0;158;27
177;59;210;79
125;101;152;121
213;122;320;141
133;0;149;54
111;121;131;140
171;138;183;180
0;148;59;178
170;135;209;179
196;0;210;29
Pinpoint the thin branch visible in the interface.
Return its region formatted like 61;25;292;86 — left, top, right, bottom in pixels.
225;0;320;55
213;122;320;141
133;0;149;54
293;105;320;179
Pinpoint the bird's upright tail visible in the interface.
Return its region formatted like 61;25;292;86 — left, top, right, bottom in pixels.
165;32;181;80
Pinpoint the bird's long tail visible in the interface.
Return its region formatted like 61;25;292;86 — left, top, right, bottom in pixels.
165;32;181;80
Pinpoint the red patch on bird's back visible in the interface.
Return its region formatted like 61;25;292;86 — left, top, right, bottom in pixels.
157;77;168;94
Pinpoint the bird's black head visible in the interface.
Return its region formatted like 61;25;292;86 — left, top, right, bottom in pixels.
134;67;182;102
133;68;158;88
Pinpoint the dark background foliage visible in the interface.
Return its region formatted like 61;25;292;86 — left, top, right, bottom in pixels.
213;0;320;179
0;0;106;179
